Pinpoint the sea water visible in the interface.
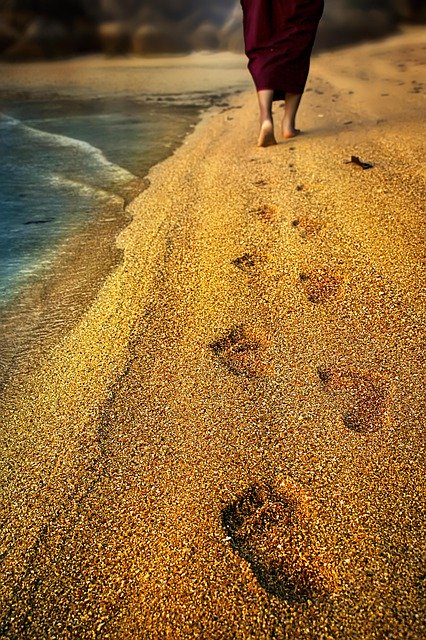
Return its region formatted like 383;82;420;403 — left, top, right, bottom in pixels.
0;90;234;379
0;95;207;307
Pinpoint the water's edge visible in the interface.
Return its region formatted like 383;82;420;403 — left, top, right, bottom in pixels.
0;92;236;389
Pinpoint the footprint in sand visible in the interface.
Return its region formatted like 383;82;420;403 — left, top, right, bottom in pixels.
250;204;278;223
210;325;272;378
292;216;326;239
232;251;267;274
317;366;393;433
299;267;344;303
222;477;339;601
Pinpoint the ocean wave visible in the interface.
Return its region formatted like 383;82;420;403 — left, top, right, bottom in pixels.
0;111;137;187
0;113;21;127
46;173;122;201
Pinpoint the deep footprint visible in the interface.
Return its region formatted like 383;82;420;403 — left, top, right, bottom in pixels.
318;366;393;433
232;251;266;273
222;478;339;601
292;216;326;238
299;268;344;303
250;204;278;223
210;325;271;378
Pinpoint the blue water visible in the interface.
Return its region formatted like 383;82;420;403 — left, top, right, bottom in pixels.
0;96;201;308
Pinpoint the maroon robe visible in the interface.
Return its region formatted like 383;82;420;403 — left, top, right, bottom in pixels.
240;0;324;99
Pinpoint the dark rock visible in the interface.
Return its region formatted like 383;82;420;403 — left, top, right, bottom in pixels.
4;17;74;59
316;5;397;50
0;0;421;60
0;19;19;53
71;19;99;53
132;23;190;55
98;21;130;55
218;5;244;53
189;21;219;51
393;0;426;22
95;0;142;22
3;14;98;59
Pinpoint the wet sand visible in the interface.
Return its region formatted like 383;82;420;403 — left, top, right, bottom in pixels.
0;29;425;639
0;50;250;99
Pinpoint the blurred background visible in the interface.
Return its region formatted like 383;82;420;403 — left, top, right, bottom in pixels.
0;0;424;60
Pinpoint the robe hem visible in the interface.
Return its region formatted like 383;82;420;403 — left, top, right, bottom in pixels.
254;86;306;100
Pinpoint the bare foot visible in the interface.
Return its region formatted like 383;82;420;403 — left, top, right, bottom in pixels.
281;93;302;140
282;126;301;139
257;121;277;147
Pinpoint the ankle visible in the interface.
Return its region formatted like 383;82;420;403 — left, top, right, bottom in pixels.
282;119;296;131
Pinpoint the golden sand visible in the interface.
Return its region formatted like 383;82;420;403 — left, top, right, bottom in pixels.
0;28;425;638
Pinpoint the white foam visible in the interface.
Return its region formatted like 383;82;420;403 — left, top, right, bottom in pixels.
0;113;21;127
0;112;136;185
46;173;120;200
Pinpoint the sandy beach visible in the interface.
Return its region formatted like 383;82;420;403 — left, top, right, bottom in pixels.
0;28;425;639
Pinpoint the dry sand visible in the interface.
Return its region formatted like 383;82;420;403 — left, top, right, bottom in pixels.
0;28;425;639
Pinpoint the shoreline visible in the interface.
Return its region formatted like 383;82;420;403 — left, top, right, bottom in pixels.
0;50;250;99
0;79;242;385
0;181;134;387
0;30;425;638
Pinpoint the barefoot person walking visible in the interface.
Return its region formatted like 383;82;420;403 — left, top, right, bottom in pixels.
240;0;324;146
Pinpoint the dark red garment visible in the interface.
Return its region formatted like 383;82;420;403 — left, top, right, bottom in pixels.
241;0;324;99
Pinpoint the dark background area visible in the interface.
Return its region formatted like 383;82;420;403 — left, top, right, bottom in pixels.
0;0;424;60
